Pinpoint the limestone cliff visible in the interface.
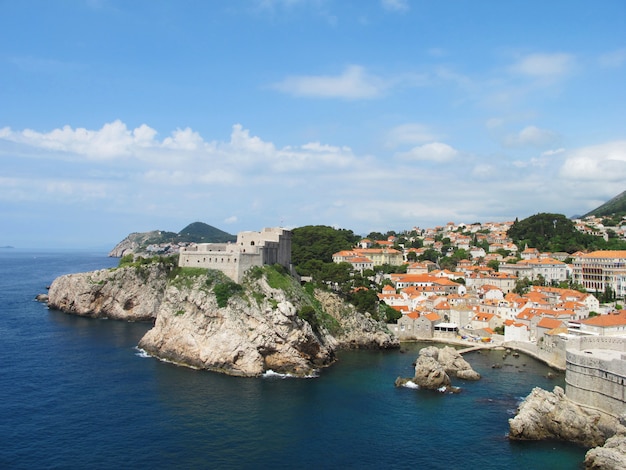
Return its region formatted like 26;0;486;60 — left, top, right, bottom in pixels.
313;290;399;350
47;264;168;321
47;262;397;377
138;269;334;377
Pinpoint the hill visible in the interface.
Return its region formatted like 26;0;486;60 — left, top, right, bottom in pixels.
177;222;237;243
109;222;236;257
582;190;626;218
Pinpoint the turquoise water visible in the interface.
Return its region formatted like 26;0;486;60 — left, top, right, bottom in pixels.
0;251;587;469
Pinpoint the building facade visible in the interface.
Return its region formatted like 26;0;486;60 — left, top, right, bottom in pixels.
571;250;626;299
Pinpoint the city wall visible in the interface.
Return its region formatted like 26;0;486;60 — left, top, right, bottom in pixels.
565;336;626;419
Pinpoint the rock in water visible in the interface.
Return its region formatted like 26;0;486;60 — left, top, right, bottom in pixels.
433;346;481;380
508;386;617;448
412;354;451;390
584;433;626;470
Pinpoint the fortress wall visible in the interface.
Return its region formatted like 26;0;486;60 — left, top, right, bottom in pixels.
565;336;626;418
177;228;292;283
178;249;242;281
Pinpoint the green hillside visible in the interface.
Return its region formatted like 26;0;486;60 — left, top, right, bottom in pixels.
177;222;237;243
583;190;626;218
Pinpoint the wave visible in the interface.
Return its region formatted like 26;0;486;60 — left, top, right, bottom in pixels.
262;369;319;379
401;380;420;389
134;346;151;358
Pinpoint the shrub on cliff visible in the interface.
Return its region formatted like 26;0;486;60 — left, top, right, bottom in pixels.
212;280;243;308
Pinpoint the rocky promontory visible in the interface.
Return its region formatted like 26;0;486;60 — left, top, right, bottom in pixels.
48;263;168;321
395;345;480;391
46;259;398;377
508;385;626;470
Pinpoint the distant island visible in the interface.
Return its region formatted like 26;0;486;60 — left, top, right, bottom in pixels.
0;246;14;249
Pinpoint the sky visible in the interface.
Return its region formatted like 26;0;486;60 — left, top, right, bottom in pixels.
1;0;625;248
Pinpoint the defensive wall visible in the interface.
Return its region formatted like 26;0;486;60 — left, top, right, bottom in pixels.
564;336;626;419
178;227;292;283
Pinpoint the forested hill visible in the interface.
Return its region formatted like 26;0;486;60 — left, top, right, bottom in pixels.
507;213;626;253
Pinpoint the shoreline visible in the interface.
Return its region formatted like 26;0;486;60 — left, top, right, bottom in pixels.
398;337;566;371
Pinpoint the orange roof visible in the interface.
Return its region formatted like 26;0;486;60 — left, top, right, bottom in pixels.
582;311;626;327
579;250;626;259
537;318;564;329
406;311;420;320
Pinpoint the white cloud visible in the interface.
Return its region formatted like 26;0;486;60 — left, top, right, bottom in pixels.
272;65;386;99
397;142;458;162
224;215;238;224
385;123;438;148
471;164;494;178
0;120;156;159
381;0;409;13
559;141;626;182
504;125;559;147
162;128;205;151
598;48;626;68
509;53;575;80
541;148;565;157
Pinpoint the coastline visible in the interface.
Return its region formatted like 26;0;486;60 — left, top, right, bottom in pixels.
398;337;566;371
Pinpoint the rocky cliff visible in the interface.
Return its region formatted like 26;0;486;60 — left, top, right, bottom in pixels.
108;231;167;257
509;386;626;469
47;264;168;321
509;386;622;448
47;261;397;377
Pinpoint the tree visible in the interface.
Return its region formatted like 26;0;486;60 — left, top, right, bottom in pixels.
292;225;359;267
487;259;500;272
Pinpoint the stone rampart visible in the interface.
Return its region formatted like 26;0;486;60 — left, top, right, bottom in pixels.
565;336;626;419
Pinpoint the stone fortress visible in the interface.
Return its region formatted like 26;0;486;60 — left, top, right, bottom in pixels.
178;227;292;283
565;336;626;419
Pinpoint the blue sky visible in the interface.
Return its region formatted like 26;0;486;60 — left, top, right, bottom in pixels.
1;0;625;248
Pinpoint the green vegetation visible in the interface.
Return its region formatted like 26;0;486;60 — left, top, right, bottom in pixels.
583;190;626;218
507;213;592;252
265;264;292;290
177;221;237;243
291;225;359;270
213;280;243;308
507;212;626;252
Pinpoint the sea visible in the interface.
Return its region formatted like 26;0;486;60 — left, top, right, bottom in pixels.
0;250;589;469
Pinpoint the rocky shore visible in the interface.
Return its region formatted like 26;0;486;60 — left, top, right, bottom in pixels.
46;262;398;377
509;386;626;469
